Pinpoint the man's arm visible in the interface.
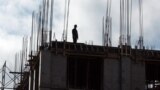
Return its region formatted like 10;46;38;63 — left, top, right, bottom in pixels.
76;30;78;39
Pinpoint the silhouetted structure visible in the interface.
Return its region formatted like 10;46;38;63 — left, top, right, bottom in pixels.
1;0;159;90
8;41;160;90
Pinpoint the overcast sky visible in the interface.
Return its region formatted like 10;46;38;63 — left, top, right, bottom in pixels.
0;0;160;70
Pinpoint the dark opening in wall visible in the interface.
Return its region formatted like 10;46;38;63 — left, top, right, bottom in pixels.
67;56;103;90
145;62;160;90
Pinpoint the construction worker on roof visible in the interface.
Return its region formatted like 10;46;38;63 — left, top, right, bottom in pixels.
72;24;78;43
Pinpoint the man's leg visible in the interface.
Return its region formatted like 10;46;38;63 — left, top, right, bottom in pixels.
73;38;76;43
75;39;77;43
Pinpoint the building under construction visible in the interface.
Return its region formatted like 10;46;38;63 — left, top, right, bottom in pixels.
12;41;160;90
0;0;160;90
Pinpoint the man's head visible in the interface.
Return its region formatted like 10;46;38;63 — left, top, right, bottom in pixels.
74;24;77;29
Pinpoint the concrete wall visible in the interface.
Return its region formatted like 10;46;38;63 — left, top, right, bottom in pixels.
38;50;145;90
50;54;67;88
121;56;132;90
104;56;145;90
131;60;145;90
104;58;120;90
39;50;67;90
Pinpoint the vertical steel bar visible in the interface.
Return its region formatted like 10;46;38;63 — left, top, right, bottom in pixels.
63;0;67;41
102;17;105;46
31;12;34;57
65;0;70;41
1;62;6;90
42;0;46;46
50;0;54;45
37;8;42;51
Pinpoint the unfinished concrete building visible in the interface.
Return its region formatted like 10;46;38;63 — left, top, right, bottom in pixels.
12;41;159;90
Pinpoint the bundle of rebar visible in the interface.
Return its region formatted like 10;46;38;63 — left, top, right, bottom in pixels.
138;0;144;49
102;0;112;46
119;0;132;46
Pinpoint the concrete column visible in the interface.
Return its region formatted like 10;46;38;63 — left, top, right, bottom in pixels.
103;56;145;90
39;50;52;90
29;70;34;90
103;59;120;90
35;64;39;90
120;56;132;90
120;56;145;90
50;55;67;89
131;61;145;90
39;50;67;90
33;66;39;90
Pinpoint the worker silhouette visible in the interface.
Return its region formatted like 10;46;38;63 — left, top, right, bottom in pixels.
72;24;78;43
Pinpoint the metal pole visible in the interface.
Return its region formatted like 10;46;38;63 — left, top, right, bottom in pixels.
102;17;105;46
14;54;17;90
1;61;6;90
127;0;130;45
37;7;42;51
110;18;112;46
46;0;49;31
50;0;54;45
129;0;132;46
20;51;23;86
65;0;71;41
120;0;122;46
42;0;46;46
63;0;67;41
31;12;34;58
139;0;143;49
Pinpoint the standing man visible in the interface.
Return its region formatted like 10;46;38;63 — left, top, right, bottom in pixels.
72;24;78;43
